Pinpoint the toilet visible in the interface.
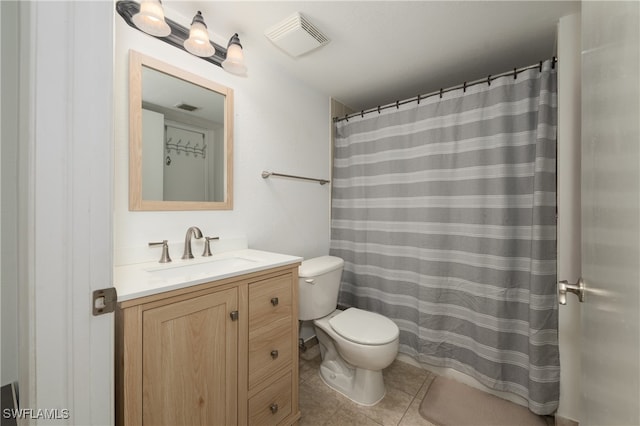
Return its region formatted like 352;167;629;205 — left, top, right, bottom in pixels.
298;256;399;406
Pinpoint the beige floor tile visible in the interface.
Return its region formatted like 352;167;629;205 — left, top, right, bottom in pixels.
415;372;437;400
300;342;321;361
325;405;383;426
299;355;443;426
341;385;414;426
398;396;437;426
299;375;346;426
383;360;430;397
303;372;356;406
299;355;322;383
299;356;554;426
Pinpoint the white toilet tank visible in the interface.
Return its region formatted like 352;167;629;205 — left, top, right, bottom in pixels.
298;256;344;321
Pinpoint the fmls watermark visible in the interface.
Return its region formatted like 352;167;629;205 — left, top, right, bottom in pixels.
3;408;70;420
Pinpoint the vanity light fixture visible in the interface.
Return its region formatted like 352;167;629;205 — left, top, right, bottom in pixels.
131;0;171;37
222;34;247;76
116;0;247;75
184;11;215;57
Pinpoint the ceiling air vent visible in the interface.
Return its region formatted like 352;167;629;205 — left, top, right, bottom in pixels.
265;13;329;58
175;102;199;112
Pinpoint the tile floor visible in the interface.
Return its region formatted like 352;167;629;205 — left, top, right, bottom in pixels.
299;353;565;426
298;354;438;426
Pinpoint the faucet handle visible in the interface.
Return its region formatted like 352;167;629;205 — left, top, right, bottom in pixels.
149;240;172;263
202;236;220;257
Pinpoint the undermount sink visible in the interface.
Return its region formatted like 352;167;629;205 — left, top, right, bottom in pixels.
145;256;258;280
115;248;303;302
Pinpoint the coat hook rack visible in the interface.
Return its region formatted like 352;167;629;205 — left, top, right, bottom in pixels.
262;171;330;185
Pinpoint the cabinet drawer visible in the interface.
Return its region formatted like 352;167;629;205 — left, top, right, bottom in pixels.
249;317;292;388
249;274;292;331
248;371;292;426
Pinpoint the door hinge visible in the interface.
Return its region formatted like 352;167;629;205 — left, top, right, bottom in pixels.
93;288;117;316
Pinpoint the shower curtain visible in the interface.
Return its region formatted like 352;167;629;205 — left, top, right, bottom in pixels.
330;61;558;414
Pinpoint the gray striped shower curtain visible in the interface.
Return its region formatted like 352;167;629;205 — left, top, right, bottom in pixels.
330;61;558;414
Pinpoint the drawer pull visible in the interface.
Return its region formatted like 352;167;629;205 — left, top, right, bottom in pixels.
270;297;279;306
270;350;279;359
229;310;239;321
270;403;278;414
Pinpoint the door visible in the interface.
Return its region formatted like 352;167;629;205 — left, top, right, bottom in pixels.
164;124;208;201
15;1;115;424
142;288;238;425
581;2;639;425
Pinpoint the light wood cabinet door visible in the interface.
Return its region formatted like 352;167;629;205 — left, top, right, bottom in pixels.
142;288;238;426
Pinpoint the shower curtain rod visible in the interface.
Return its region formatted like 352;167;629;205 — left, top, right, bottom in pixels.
333;57;557;123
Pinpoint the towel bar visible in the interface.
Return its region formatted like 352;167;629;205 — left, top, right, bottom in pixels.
261;171;330;185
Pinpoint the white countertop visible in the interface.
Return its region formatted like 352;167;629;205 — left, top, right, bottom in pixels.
115;249;303;302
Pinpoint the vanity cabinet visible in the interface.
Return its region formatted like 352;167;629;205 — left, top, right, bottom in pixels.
115;264;301;426
248;274;295;425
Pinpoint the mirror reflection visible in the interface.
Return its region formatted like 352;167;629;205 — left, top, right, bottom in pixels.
141;66;225;202
129;50;233;211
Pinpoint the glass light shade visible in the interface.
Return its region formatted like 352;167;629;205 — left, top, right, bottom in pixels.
184;12;215;57
132;0;171;37
222;41;247;75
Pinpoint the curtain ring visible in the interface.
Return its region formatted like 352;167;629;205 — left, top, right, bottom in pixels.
361;110;364;118
552;56;557;69
463;82;467;93
439;88;443;99
539;61;543;72
345;114;349;122
417;94;421;105
513;68;517;79
487;75;491;86
377;105;381;114
396;100;399;109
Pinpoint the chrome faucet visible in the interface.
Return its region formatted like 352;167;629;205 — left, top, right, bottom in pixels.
182;226;203;259
149;240;172;263
202;236;220;257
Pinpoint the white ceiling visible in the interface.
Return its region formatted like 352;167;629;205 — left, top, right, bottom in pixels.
164;1;580;112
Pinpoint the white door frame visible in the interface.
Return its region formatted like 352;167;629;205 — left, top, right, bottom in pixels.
18;2;114;424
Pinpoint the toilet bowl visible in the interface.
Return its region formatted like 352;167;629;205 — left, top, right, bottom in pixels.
313;308;399;405
298;256;399;406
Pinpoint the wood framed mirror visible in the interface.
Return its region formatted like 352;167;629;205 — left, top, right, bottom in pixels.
129;50;233;211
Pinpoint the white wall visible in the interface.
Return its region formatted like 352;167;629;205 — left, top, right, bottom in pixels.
114;7;332;266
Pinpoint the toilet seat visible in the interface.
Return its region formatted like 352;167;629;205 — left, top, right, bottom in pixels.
329;308;399;345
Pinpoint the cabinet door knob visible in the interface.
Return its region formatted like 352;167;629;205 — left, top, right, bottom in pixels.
270;350;279;359
270;403;278;414
270;297;279;306
229;310;239;321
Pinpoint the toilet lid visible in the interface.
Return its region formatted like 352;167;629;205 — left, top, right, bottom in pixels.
329;308;399;345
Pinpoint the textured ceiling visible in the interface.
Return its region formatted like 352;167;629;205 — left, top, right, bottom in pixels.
164;1;580;111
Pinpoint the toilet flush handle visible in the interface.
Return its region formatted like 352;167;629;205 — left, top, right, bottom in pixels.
305;279;315;285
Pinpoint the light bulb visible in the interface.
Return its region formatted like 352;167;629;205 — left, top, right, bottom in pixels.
132;0;171;37
222;34;247;75
184;11;215;57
